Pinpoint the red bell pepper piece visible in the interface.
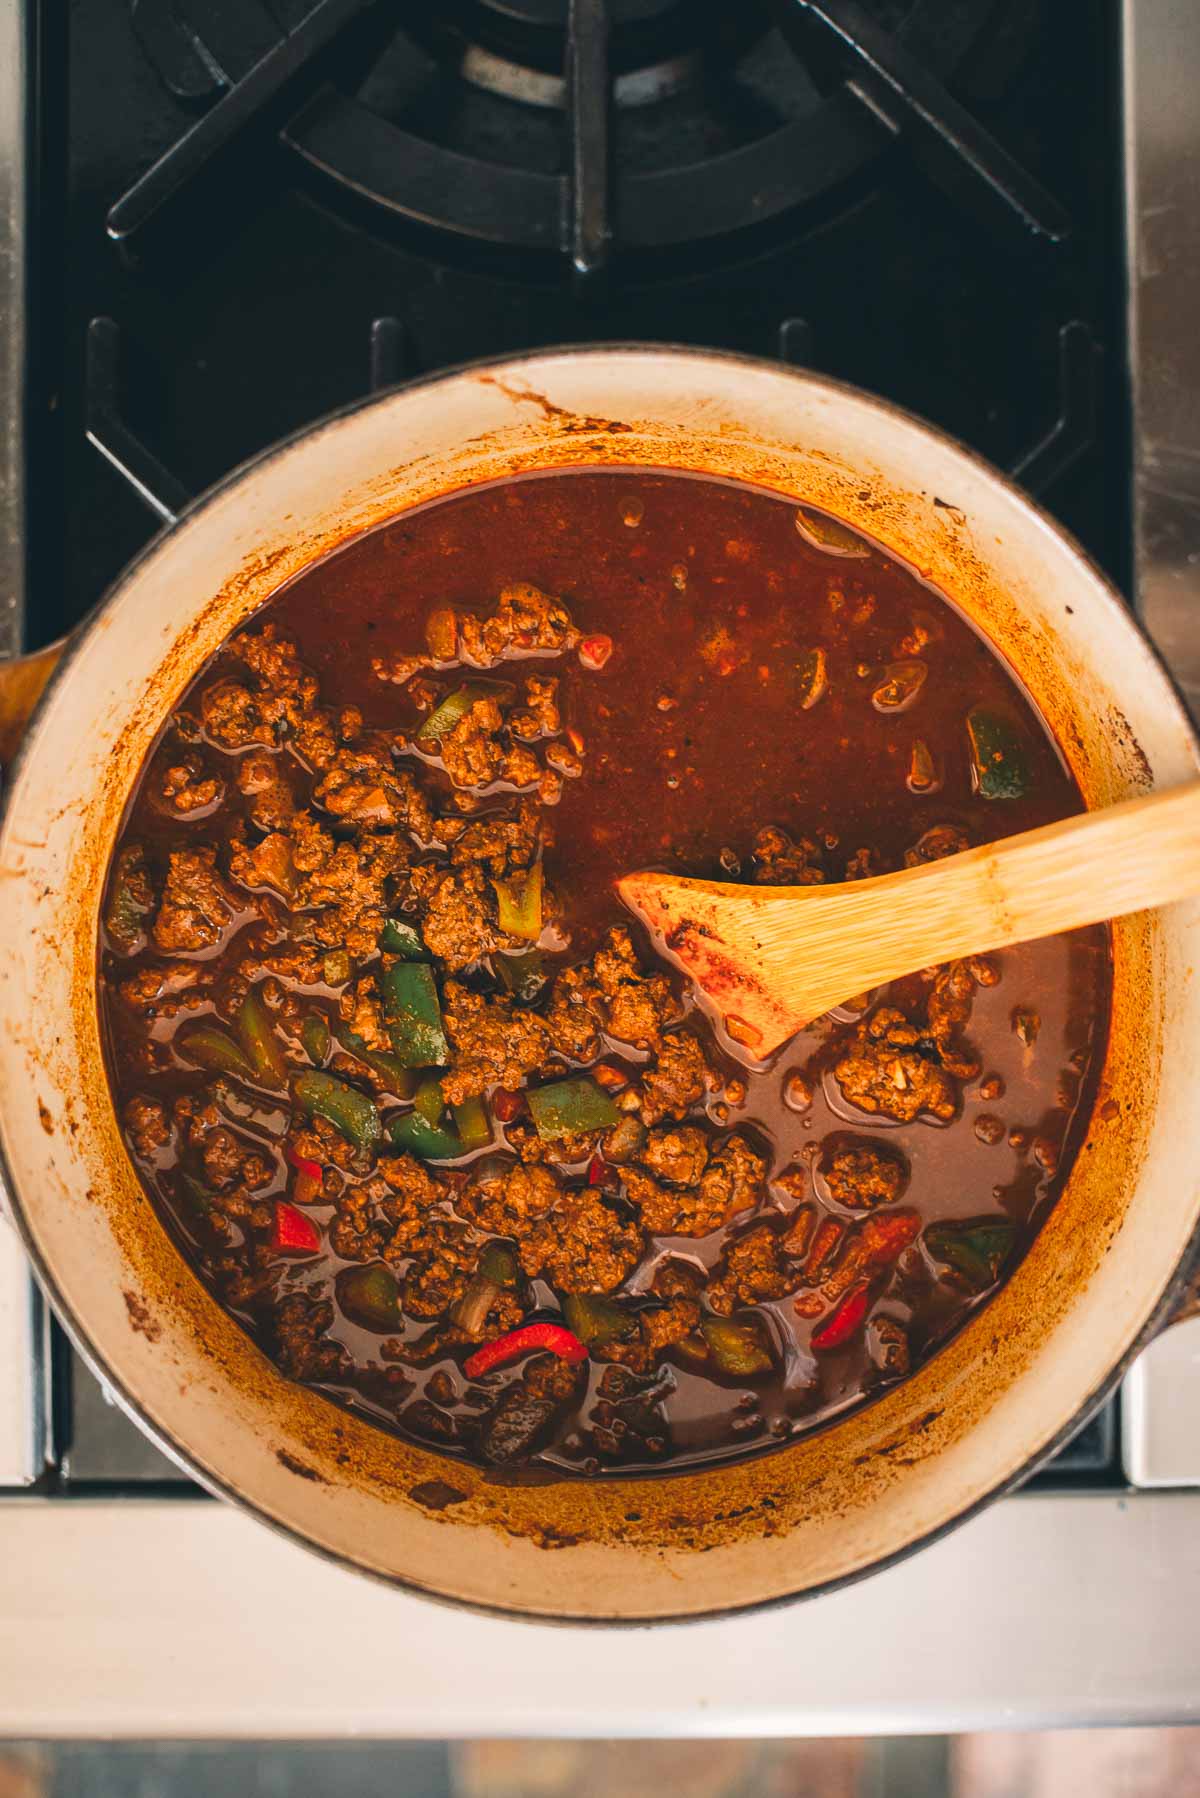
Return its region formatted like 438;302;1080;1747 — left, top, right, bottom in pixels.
463;1321;588;1380
578;633;613;671
587;1153;611;1187
285;1144;323;1182
811;1281;870;1352
860;1210;921;1265
271;1201;321;1255
491;1088;525;1123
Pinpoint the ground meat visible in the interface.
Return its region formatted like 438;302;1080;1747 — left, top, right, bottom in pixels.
639;1125;710;1187
477;1351;581;1465
832;1006;961;1124
843;847;881;881
229;829;295;898
328;1177;389;1262
904;823;971;866
457;583;580;667
638;1030;713;1126
293;707;338;771
202;629;321;754
440;801;542;877
239;940;327;988
154;756;224;815
509;674;561;740
643;1296;701;1355
123;1095;170;1159
152;848;235;953
627;1130;763;1237
199;1126;273;1194
464;1162;562;1240
439;981;553;1103
597;1293;701;1375
752;825;826;885
273;1293;347;1383
707;1223;801;1314
437;694;508;789
340;976;390;1052
294;821;407;958
519;1187;642;1293
401;1214;480;1318
501;741;543;788
590;928;675;1049
375;585;580;686
118;959;208;1016
821;1141;907;1210
924;956;998;1080
543;962;606;1062
231;626;314;697
236;750;295;832
409;860;503;971
315;747;435;836
201;678;277;751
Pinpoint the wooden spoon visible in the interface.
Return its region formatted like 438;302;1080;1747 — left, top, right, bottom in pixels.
618;781;1200;1058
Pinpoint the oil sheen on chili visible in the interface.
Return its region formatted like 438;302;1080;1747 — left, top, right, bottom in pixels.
99;470;1111;1477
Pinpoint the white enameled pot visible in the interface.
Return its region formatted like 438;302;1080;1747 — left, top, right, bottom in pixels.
1;347;1197;1620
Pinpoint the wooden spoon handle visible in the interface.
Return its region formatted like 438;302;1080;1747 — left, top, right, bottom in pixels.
623;781;1200;1054
0;638;66;766
871;779;1200;966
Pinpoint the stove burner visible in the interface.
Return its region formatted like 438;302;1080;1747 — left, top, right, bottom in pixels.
116;0;1067;274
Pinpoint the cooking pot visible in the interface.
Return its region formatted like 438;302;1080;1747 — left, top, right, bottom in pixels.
2;346;1198;1622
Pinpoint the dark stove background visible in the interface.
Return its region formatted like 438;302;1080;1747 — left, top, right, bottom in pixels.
30;0;1127;1489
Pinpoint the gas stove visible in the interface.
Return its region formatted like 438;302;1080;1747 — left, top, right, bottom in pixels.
0;0;1194;1545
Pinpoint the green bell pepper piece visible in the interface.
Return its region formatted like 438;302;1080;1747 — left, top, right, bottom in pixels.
416;682;494;745
389;1078;461;1159
966;708;1030;800
479;1241;518;1286
526;1077;619;1141
380;917;426;958
293;1071;381;1152
236;989;288;1090
388;1110;462;1161
337;1264;401;1332
925;1218;1016;1291
381;961;448;1067
177;1024;257;1081
494;949;549;1004
563;1293;634;1347
104;844;154;951
300;1014;330;1067
322;948;351;987
702;1315;773;1376
452;1095;491;1152
491;863;543;941
332;1026;417;1099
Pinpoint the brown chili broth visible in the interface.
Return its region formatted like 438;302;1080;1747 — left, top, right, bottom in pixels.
99;468;1111;1476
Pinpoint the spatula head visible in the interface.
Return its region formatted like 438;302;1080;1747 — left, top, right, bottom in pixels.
617;869;813;1058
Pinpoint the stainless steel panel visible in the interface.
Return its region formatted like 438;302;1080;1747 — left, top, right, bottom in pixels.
0;0;39;1489
2;1494;1200;1734
1125;0;1200;713
1121;0;1200;1485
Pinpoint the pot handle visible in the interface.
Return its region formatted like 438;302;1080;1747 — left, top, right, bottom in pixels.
1161;1259;1200;1332
0;638;67;765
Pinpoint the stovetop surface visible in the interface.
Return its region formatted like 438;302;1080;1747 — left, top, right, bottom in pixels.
21;0;1128;1491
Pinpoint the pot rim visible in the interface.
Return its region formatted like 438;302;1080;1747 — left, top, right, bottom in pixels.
6;340;1198;1623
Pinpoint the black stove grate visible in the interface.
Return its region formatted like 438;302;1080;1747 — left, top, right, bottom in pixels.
20;0;1130;1489
112;0;1066;267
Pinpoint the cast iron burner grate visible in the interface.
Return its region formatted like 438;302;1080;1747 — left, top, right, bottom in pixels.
118;0;1066;272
